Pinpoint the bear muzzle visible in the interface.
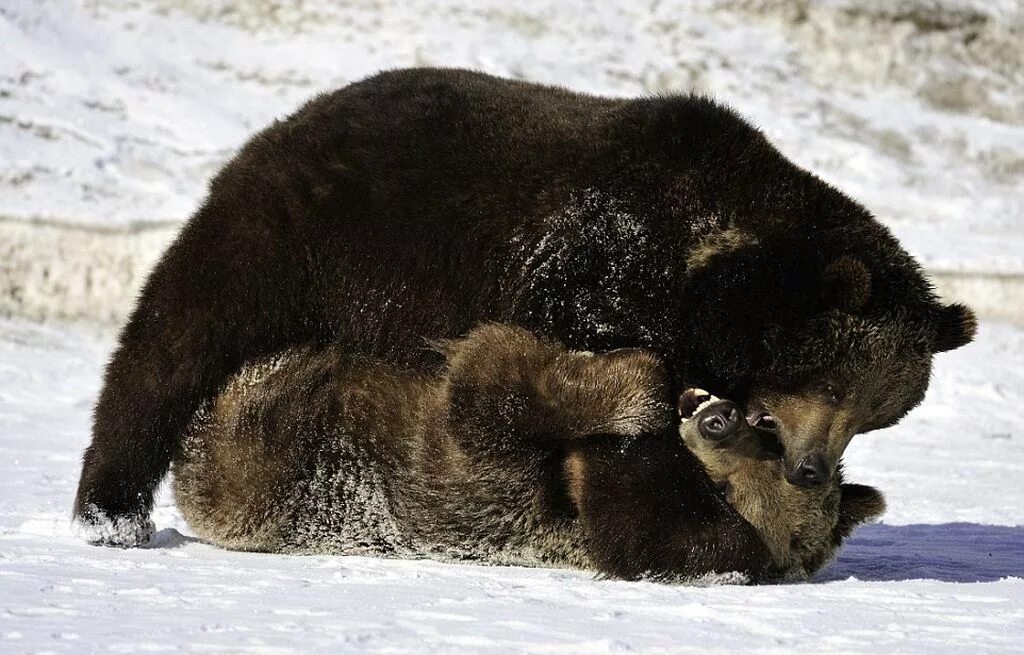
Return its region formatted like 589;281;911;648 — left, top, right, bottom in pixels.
785;452;832;488
678;389;745;443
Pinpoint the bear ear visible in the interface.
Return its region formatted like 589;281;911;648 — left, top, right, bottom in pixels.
835;483;886;541
932;302;978;353
821;256;872;313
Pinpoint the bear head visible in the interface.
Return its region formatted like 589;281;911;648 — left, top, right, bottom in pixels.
677;387;886;579
678;220;977;489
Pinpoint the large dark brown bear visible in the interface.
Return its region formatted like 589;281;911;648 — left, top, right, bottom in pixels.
74;68;975;556
172;324;883;582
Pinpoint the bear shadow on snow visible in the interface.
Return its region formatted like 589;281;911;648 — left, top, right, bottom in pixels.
816;523;1024;583
146;523;1024;584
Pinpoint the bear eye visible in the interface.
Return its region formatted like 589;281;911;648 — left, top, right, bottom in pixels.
821;383;844;405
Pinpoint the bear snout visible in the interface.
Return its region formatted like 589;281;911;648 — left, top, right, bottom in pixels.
696;400;744;442
785;452;832;488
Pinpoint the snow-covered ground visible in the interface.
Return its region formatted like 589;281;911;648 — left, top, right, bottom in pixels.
2;0;1023;652
1;317;1022;653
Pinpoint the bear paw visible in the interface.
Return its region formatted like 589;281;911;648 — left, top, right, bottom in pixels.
548;347;673;437
73;504;155;548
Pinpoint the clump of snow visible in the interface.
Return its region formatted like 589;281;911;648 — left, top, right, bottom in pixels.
71;503;155;548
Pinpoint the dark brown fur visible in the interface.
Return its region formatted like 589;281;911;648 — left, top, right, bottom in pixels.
76;68;975;545
174;324;883;582
175;325;781;581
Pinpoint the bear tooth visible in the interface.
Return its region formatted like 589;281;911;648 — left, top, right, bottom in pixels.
685;395;721;421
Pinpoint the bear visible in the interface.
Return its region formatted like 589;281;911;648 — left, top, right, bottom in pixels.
172;323;883;581
676;388;885;580
74;67;976;551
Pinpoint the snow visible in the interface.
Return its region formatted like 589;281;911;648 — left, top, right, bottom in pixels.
2;0;1023;651
1;317;1022;652
1;0;1022;323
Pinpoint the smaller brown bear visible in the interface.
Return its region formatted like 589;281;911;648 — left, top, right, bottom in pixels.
677;389;886;580
173;323;881;582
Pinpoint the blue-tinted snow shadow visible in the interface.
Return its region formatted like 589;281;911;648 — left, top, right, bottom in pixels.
815;523;1024;583
142;528;204;549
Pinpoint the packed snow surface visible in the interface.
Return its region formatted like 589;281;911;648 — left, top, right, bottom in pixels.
1;318;1022;653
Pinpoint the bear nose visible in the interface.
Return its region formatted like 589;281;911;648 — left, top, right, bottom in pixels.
697;401;742;441
787;453;830;488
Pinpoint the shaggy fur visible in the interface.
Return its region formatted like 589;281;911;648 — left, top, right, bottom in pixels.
76;68;975;546
174;324;877;581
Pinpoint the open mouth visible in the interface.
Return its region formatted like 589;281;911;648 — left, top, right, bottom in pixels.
678;388;716;420
744;408;784;459
747;411;777;432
